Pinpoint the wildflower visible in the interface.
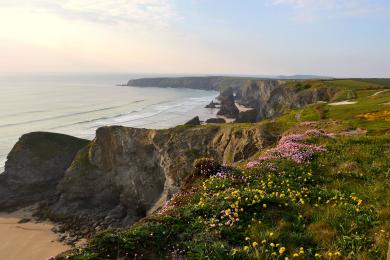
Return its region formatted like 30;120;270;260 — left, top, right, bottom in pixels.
315;253;321;258
243;246;249;252
269;232;274;237
263;204;267;208
279;247;286;254
335;251;341;256
261;240;266;244
252;242;258;247
245;237;250;241
270;243;276;247
293;253;299;257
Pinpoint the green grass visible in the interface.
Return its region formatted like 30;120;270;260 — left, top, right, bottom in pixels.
61;134;390;260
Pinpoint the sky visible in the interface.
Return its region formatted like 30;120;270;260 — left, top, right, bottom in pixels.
0;0;389;77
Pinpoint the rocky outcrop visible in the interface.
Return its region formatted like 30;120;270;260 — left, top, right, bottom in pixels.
42;123;280;228
205;100;219;108
235;80;338;120
0;132;88;211
206;118;226;124
235;109;258;123
185;116;201;125
217;87;239;118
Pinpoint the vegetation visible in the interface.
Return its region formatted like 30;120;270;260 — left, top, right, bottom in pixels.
60;79;390;260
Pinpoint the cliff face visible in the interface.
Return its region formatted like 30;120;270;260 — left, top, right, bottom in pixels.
217;87;239;118
47;124;279;227
235;80;337;121
0;132;88;211
127;77;338;122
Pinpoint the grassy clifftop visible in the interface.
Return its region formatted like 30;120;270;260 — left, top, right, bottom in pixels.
60;79;390;260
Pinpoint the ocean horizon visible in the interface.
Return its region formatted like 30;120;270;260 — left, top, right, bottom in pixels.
0;74;218;172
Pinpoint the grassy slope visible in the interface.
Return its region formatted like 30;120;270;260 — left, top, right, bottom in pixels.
61;79;390;260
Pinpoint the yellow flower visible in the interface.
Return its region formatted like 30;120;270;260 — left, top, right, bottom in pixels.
279;247;286;254
245;237;250;241
270;243;276;247
261;240;266;244
328;252;333;257
263;204;267;208
252;242;258;247
243;246;249;251
285;258;289;260
269;232;274;237
335;251;341;256
292;253;299;257
314;253;321;258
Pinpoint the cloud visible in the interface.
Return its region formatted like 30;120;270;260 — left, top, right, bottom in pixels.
271;0;390;21
2;0;176;27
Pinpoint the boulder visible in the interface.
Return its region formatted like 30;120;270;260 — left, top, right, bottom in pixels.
205;101;219;108
206;118;226;124
184;116;201;125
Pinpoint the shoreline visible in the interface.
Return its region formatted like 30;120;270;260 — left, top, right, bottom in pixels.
0;206;70;260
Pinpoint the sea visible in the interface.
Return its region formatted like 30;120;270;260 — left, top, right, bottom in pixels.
0;74;219;172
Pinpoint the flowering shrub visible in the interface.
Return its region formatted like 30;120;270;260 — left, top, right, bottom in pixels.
247;129;330;167
193;158;221;176
358;110;390;122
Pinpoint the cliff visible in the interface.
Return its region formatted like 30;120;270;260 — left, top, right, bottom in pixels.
128;77;341;122
235;80;339;121
46;123;280;228
127;76;251;91
0;132;88;211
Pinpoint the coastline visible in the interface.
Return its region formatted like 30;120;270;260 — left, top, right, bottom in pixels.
0;206;70;260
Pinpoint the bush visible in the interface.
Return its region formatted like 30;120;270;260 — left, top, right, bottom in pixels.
193;158;221;177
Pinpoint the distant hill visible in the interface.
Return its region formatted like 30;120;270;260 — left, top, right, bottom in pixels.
127;75;333;91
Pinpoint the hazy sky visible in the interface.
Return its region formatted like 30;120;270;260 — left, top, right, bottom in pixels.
0;0;389;77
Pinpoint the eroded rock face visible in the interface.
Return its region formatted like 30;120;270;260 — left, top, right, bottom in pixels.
217;87;239;118
235;80;337;120
0;132;88;211
46;124;279;228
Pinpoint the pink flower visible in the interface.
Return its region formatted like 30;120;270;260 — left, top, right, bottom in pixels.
256;129;330;164
246;161;261;168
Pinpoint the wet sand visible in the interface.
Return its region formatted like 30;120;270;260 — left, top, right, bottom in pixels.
0;207;70;260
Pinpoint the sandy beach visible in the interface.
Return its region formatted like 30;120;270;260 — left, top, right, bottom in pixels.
0;207;70;260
